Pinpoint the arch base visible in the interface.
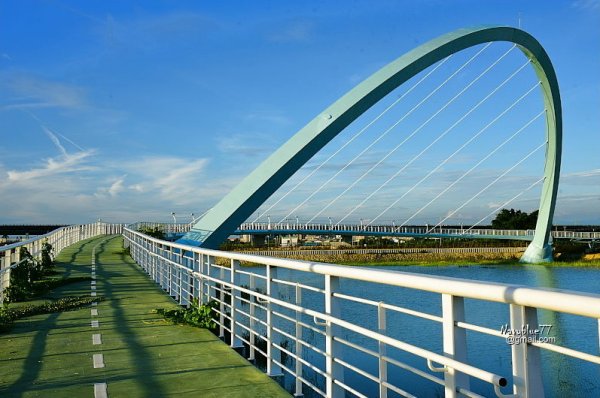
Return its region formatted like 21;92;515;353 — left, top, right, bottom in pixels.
520;242;554;263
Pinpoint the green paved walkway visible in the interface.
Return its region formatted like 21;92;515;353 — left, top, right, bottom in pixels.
0;236;289;398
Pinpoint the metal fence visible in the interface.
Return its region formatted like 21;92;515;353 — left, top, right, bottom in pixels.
248;247;527;257
124;226;600;398
0;223;123;303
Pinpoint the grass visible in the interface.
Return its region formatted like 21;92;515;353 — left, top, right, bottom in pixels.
338;257;600;267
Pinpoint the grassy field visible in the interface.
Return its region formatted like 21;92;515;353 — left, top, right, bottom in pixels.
237;250;600;267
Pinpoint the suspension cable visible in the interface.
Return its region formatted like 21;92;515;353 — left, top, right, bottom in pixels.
303;44;516;224
403;139;547;230
276;43;495;223
252;56;453;222
464;177;545;232
410;108;545;231
344;63;536;225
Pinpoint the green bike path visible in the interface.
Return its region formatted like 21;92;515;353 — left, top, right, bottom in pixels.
0;236;289;398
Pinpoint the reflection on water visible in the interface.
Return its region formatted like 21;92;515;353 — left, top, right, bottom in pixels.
241;264;600;397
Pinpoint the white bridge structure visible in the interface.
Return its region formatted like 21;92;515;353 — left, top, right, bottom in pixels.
1;219;599;398
123;225;600;398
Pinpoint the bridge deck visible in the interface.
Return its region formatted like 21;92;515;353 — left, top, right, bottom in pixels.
0;236;289;398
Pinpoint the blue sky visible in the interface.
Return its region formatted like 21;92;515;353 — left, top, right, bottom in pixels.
1;0;598;225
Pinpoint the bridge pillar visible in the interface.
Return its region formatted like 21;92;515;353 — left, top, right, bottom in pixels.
520;241;553;263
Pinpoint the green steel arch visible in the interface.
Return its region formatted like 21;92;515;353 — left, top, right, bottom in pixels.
180;25;561;263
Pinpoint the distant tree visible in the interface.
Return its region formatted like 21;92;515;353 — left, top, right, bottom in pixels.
491;209;538;229
138;226;165;240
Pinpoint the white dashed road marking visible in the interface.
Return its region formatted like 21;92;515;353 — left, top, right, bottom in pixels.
94;383;108;398
92;334;102;345
93;353;105;368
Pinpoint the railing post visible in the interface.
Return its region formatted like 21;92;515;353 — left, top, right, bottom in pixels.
219;265;225;339
0;250;9;303
230;259;243;349
378;302;387;398
248;273;256;362
325;274;344;398
207;255;215;303
266;265;282;377
442;294;470;397
198;254;205;305
509;304;544;397
295;283;303;397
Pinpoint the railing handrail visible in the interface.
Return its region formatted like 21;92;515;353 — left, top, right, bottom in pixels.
125;227;600;319
0;226;70;251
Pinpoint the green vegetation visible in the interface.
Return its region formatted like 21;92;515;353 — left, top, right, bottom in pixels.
0;296;103;333
40;241;54;273
138;226;166;239
5;242;57;302
492;208;538;229
156;299;218;329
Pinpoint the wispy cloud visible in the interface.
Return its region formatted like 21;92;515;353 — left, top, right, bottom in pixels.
563;168;600;178
2;74;87;110
6;150;95;181
42;126;68;156
266;19;315;43
217;133;278;157
108;175;126;197
100;11;219;50
572;0;600;11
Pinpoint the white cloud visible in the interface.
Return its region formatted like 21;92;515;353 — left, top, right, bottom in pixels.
572;0;600;11
267;20;315;43
6;150;95;181
108;175;126;197
562;168;600;178
42;126;68;156
2;74;87;110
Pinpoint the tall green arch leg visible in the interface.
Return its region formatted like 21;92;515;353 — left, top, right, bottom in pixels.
179;26;561;263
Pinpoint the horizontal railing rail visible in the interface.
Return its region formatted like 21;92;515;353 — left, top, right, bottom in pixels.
238;223;600;241
126;221;600;241
246;247;527;257
0;223;124;303
124;226;600;398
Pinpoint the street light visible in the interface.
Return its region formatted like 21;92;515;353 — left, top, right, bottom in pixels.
171;212;177;225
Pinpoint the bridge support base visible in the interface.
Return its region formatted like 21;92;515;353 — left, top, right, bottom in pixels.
520;242;553;263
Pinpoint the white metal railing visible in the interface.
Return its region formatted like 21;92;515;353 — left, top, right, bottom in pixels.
248;247;527;257
128;221;191;234
0;222;123;303
124;227;600;398
238;223;600;240
124;221;600;242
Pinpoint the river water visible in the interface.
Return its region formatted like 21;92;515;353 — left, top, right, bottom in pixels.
237;264;600;397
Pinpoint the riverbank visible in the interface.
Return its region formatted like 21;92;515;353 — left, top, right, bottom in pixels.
235;249;600;267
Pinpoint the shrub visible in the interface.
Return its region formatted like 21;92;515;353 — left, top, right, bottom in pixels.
156;299;218;329
0;296;104;333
